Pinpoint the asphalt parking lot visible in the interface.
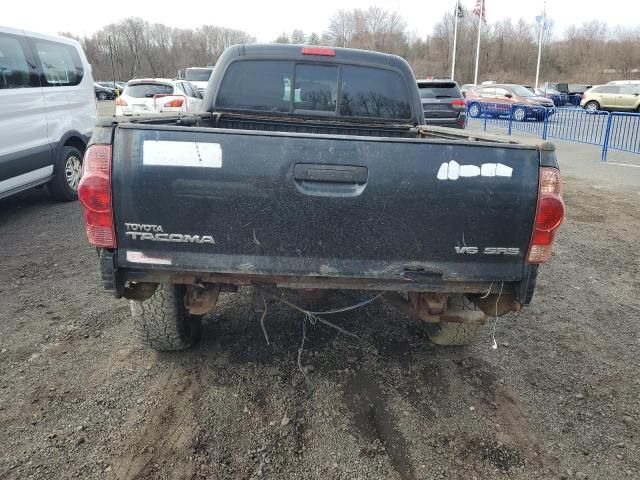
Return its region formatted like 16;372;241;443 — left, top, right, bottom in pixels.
0;102;638;480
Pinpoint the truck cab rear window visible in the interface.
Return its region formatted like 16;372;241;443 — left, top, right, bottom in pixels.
124;83;174;98
215;60;411;120
340;66;411;120
217;60;291;113
294;64;338;112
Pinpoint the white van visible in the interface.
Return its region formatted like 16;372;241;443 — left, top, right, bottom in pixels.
184;67;214;96
0;26;96;201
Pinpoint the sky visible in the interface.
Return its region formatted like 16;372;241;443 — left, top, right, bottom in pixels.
3;0;638;41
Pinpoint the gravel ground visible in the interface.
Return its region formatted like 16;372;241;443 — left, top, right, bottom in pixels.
0;111;639;480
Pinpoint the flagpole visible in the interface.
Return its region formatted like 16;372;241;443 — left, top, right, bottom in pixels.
473;0;483;85
451;0;459;80
535;0;546;88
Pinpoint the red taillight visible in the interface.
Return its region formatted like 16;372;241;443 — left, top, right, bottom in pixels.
78;145;116;248
535;197;564;230
452;98;466;111
115;96;127;106
164;98;184;108
527;167;564;263
78;175;110;211
301;47;335;56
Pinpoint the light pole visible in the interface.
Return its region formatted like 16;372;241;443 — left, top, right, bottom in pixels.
535;1;546;89
451;0;460;80
473;0;484;85
108;35;117;91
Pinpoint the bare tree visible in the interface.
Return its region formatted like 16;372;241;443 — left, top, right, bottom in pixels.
290;29;306;44
68;13;640;85
326;7;407;55
612;27;640;79
74;19;254;81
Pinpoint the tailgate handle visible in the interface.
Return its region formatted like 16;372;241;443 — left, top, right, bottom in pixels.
294;164;368;184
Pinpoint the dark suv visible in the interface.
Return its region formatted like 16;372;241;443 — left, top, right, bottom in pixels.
417;79;466;128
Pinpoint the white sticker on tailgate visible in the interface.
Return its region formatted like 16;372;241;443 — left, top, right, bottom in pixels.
143;140;222;168
126;250;172;265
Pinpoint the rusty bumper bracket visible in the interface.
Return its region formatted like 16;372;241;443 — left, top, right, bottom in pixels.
185;284;221;316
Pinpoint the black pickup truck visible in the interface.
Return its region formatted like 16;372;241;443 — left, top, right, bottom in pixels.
78;44;564;350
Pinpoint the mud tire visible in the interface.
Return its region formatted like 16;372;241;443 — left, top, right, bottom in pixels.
130;284;201;350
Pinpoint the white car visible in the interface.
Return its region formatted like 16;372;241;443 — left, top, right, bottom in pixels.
0;26;96;201
116;79;204;115
607;80;640;86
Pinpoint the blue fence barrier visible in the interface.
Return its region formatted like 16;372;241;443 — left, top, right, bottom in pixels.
467;102;548;137
545;108;610;146
466;102;639;163
602;112;640;161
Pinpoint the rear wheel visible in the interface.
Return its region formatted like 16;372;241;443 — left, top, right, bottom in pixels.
584;101;599;112
130;284;202;351
48;146;83;202
97;91;107;101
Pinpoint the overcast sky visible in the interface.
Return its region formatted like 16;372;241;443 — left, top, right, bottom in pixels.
4;0;638;41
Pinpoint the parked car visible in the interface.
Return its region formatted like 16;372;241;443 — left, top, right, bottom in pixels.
94;82;116;100
97;81;125;95
547;83;592;105
79;44;564;352
547;83;590;95
524;86;567;107
547;82;568;94
115;78;203;115
568;84;592;95
607;80;640;86
417;79;466;128
184;66;214;97
465;84;555;121
567;83;592;101
581;84;640;112
542;88;567;106
460;83;475;98
0;26;96;201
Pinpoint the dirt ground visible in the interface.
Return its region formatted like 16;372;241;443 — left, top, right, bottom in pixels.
1;121;639;480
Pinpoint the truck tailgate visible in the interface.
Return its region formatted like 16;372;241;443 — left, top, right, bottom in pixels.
112;124;539;282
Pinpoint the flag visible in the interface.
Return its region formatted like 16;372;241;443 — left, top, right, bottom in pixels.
455;2;464;17
473;0;486;23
